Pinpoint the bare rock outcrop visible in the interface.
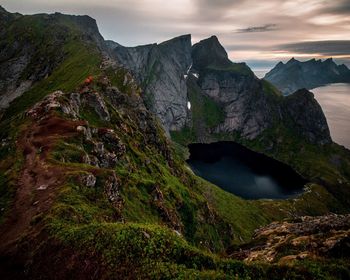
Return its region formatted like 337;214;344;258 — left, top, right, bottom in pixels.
108;35;192;132
231;214;350;264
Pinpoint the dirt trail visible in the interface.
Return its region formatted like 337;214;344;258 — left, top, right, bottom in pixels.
0;115;85;252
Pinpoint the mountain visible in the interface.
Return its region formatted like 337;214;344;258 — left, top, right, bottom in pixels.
264;58;350;95
108;35;332;145
0;8;109;112
1;7;350;279
172;36;331;145
108;35;192;132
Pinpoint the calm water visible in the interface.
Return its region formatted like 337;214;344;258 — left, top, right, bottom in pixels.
312;84;350;149
253;69;270;79
187;142;306;199
253;67;350;149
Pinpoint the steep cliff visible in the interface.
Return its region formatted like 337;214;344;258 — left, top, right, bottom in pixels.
180;36;332;145
1;7;350;279
108;35;192;132
190;36;277;140
0;6;106;110
283;89;331;145
265;58;350;95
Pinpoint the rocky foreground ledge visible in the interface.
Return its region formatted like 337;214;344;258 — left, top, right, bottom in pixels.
232;214;350;264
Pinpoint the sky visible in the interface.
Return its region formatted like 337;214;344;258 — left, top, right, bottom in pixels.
1;0;350;70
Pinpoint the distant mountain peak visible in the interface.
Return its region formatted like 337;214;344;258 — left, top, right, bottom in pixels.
265;57;350;95
287;57;298;64
275;61;284;68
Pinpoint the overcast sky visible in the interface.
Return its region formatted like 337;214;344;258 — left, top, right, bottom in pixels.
1;0;350;69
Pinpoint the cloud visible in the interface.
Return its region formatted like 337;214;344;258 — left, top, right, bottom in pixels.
192;0;244;21
1;0;350;68
317;0;350;15
277;40;350;57
235;24;278;33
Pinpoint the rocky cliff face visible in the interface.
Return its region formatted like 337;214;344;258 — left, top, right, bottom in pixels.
191;36;277;140
185;36;332;144
112;35;331;145
108;35;192;132
265;58;350;95
283;89;331;145
1;8;350;279
0;7;106;110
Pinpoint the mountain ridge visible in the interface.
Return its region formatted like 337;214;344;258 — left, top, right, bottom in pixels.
265;57;350;95
0;6;107;112
0;6;350;279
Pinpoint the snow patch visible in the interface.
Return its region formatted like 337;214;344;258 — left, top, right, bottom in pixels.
192;73;199;79
186;63;193;74
187;101;191;110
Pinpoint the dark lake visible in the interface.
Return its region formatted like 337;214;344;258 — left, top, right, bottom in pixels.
187;142;307;199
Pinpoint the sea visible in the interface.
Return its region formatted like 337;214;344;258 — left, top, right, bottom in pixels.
253;69;350;150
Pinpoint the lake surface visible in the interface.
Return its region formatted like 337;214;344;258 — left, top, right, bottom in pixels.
187;142;306;199
312;83;350;150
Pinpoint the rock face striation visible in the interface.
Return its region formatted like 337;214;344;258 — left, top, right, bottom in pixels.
1;8;350;279
190;36;276;140
186;36;332;144
108;35;192;132
265;58;350;95
283;89;331;144
107;34;332;145
0;4;332;146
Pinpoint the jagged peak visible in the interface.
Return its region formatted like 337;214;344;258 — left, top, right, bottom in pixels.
194;35;224;50
159;34;192;48
276;61;284;67
286;57;299;64
207;35;220;43
339;63;350;70
323;57;336;65
192;35;231;70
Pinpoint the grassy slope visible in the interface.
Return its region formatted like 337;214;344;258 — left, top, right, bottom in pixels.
38;81;348;278
171;76;225;143
0;13;103;223
171;71;350;223
0;12;349;279
1;13;102;120
0;54;274;277
0;13;103;229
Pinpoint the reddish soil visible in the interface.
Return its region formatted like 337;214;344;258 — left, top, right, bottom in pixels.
0;114;86;252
